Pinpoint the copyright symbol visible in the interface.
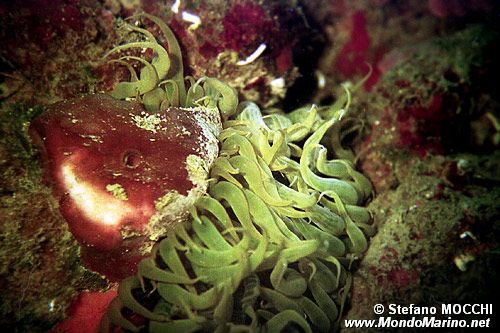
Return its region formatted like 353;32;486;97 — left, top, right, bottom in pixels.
373;304;384;315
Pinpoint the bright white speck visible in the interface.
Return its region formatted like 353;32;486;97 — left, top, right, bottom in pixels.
48;300;55;312
182;11;201;30
270;77;285;89
338;108;346;120
171;0;181;13
460;231;476;240
316;70;326;89
237;43;267;66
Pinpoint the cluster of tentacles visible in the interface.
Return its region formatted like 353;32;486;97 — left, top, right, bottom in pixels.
106;13;237;118
99;14;374;333
100;99;374;332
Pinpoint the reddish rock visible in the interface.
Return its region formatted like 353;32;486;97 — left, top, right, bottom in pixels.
275;45;294;74
387;268;419;289
53;290;117;333
396;94;448;158
30;94;220;280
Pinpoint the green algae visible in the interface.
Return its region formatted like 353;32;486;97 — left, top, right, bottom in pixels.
0;102;108;332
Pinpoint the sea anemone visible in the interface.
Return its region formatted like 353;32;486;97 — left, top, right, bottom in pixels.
28;13;243;281
97;14;374;333
104;13;237;118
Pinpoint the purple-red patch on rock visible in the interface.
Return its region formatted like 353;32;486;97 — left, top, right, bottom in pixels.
335;10;381;91
53;290;117;333
222;1;274;52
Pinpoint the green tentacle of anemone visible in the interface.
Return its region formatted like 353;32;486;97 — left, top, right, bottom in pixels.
99;14;374;333
105;13;237;119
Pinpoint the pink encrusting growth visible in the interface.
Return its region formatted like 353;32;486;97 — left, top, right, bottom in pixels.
396;94;448;158
9;0;85;51
335;10;381;91
222;1;274;52
428;0;492;18
53;290;117;333
30;94;217;281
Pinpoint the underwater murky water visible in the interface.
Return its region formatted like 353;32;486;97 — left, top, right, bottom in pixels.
0;1;499;332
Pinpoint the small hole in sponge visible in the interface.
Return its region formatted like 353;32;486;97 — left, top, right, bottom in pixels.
122;150;142;168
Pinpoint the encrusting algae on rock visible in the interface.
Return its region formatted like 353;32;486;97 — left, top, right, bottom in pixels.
28;13;374;332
